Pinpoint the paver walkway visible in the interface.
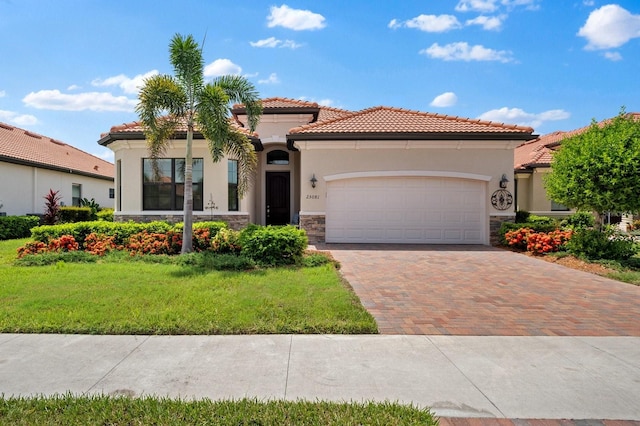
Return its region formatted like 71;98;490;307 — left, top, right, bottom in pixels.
321;244;640;336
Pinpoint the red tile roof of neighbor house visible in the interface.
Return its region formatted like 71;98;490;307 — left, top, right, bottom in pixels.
288;106;536;138
514;112;640;170
0;121;113;180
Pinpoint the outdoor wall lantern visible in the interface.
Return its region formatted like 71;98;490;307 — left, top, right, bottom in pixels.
499;174;509;189
310;174;318;188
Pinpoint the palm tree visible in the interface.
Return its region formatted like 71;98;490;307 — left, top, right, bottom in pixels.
136;33;262;253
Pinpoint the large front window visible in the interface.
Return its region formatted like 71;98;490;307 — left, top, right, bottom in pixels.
143;158;203;210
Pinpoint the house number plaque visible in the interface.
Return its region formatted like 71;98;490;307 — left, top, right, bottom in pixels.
491;189;513;210
305;194;320;200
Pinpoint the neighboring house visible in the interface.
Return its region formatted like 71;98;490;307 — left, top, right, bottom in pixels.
99;97;535;245
514;112;640;220
0;122;114;217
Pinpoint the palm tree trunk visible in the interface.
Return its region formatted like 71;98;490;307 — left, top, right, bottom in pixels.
182;126;194;254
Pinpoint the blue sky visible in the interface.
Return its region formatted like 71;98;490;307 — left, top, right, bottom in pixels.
1;0;639;163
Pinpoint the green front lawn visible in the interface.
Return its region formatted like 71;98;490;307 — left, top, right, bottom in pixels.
0;239;377;334
0;395;437;425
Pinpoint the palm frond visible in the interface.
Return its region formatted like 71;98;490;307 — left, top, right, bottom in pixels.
136;74;186;176
196;83;232;162
224;130;258;197
170;34;204;104
212;75;263;131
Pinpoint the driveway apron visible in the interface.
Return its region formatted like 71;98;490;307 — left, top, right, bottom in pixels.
322;244;640;336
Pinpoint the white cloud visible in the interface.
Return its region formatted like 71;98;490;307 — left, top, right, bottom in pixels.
22;90;137;112
258;73;280;84
583;0;595;6
0;90;5;98
430;92;458;107
421;42;513;62
604;51;623;61
67;84;80;91
388;18;401;29
478;107;570;129
92;70;159;95
203;59;242;77
0;109;39;126
267;4;326;31
250;37;302;49
456;0;499;13
466;15;505;30
398;14;462;32
456;0;539;13
578;4;640;50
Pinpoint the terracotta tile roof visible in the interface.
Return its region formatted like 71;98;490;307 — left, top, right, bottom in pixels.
101;117;257;141
0;121;113;180
233;97;352;125
514;112;640;170
289;106;535;137
260;97;319;109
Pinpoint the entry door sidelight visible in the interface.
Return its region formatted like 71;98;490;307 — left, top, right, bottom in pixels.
266;172;290;225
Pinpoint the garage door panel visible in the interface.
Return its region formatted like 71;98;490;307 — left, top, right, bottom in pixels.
326;176;485;244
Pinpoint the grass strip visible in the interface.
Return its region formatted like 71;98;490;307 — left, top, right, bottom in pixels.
0;394;438;425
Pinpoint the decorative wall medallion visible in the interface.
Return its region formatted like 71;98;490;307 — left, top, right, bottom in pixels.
491;189;513;210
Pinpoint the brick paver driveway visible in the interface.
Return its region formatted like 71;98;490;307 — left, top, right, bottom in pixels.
322;244;640;336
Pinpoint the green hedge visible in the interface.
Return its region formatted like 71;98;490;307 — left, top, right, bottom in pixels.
31;221;173;246
59;207;93;223
0;216;40;240
240;225;308;266
96;208;114;222
30;220;229;247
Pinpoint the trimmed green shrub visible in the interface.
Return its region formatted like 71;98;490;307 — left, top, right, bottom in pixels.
560;211;595;230
566;227;638;260
59;207;93;223
97;208;114;222
211;228;241;254
0;215;40;240
527;215;557;226
240;225;308;266
303;251;335;268
177;252;256;271
515;210;531;223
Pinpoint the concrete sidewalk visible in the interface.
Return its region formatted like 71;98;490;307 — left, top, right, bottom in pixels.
1;334;639;420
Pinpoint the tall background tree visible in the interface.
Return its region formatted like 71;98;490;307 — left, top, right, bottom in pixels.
136;34;262;253
544;109;640;224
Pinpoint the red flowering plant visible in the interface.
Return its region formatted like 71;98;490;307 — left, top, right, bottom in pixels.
505;227;534;251
526;230;573;255
126;231;173;256
83;233;117;256
47;235;79;253
16;241;48;258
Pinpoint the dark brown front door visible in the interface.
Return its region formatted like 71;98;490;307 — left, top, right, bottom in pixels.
266;172;290;225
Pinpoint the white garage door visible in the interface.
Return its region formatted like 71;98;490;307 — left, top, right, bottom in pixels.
326;176;486;244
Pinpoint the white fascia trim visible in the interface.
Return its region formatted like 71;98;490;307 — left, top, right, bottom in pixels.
115;211;249;216
324;170;492;182
299;211;326;216
294;140;522;150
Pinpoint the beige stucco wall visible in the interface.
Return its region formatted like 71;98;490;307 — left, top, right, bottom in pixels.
515;167;573;217
109;139;244;219
0;161;113;216
294;141;518;216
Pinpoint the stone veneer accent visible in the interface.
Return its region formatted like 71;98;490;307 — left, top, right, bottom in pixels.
115;214;249;230
490;215;514;246
299;214;325;244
